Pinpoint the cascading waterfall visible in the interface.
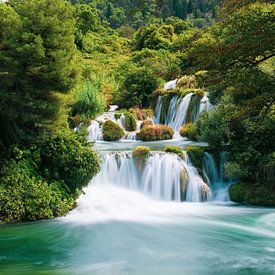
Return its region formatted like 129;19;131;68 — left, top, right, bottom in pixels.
168;93;194;130
199;92;213;114
203;152;231;201
89;151;211;202
153;96;162;124
164;79;177;90
88;112;143;142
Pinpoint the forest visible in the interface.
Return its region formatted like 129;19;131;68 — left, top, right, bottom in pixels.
0;0;274;224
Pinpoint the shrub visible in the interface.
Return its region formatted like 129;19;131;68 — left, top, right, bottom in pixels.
118;67;160;108
180;123;198;140
124;111;137;131
229;182;275;207
165;146;183;158
72;80;105;119
137;125;174;141
102;120;125;141
40;132;100;191
0;159;74;223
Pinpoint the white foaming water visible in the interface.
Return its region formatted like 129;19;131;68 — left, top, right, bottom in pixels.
169;93;194;130
88;112;145;142
199;92;213;113
164;79;177;90
70;151;211;206
88;121;103;141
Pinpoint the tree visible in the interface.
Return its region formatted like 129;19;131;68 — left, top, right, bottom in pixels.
0;0;77;145
118;67;160;108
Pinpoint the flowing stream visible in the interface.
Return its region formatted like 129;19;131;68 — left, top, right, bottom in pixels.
0;81;274;274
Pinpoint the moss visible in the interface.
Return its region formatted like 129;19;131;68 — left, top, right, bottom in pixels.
229;182;275;207
102;120;125;141
186;146;206;172
137;125;174;141
114;113;122;120
124;111;137;131
180;123;198;140
132;146;151;171
165;146;183;158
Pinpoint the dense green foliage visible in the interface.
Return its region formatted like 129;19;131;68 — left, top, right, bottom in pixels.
229;182;275;207
186;146;206;172
180;123;198;140
0;132;100;223
71;0;219;30
0;0;101;223
102;120;125;141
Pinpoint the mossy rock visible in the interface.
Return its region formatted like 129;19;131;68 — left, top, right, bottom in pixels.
132;146;151;171
137;125;174;141
229;182;275;207
124;111;137;131
180;123;198;140
102;120;124;141
165;146;183;158
140;119;153;129
186;146;207;172
114;113;123;120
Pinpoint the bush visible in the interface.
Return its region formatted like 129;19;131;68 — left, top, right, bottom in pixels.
40;132;100;191
118;67;160;108
124;111;137;131
229;182;275;207
0;159;74;223
164;146;183;158
72;80;105;119
102;120;125;141
137;125;174;141
180;123;198;140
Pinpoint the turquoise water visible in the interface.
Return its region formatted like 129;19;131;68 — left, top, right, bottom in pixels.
1;187;275;274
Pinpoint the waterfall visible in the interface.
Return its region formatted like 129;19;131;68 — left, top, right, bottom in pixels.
199;92;213;114
90;151;211;202
153;96;162;124
203;152;230;201
165;96;178;125
88;121;103;141
167;93;194;130
164;79;177;90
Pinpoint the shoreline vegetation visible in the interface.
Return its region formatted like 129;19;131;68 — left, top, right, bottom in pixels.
0;0;274;224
